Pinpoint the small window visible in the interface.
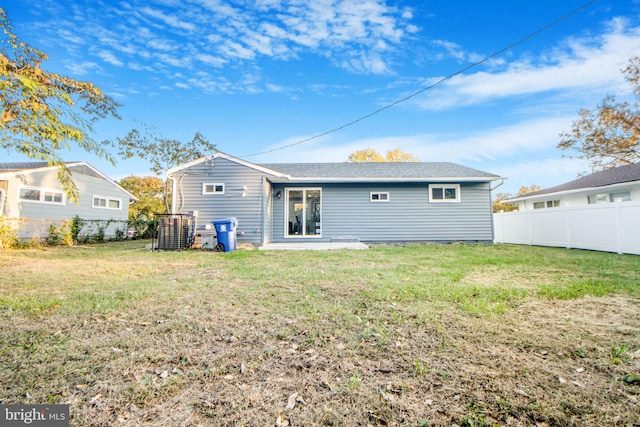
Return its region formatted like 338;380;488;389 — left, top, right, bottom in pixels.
533;200;559;209
44;191;63;203
19;186;64;205
19;188;41;201
370;192;389;202
610;191;631;202
203;182;225;195
92;195;122;210
429;184;460;203
588;191;631;204
588;193;609;204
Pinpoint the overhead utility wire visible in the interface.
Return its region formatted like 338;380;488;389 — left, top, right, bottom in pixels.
241;0;598;158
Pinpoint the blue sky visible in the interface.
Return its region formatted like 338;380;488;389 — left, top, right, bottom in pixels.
3;0;640;195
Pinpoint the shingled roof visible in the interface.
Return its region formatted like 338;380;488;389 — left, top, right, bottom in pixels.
508;162;640;201
0;162;51;172
258;161;500;181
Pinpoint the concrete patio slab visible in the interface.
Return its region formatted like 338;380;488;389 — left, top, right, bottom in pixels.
258;242;369;250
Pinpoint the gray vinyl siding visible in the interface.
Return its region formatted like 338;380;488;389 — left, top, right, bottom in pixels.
170;157;267;245
8;169;130;221
5;167;132;239
270;182;494;243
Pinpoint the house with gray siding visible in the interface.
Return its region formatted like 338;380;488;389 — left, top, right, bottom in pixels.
167;152;501;247
0;162;137;240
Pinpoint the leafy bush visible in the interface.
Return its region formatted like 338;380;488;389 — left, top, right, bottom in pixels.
71;216;84;244
45;221;73;247
0;219;20;249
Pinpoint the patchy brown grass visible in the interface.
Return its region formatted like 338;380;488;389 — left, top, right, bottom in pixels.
0;241;639;426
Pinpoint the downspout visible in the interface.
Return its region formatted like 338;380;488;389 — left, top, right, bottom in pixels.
490;178;506;192
489;178;506;244
260;176;265;246
167;173;177;214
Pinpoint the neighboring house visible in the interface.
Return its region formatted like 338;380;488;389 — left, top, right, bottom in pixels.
503;162;640;209
167;152;502;246
0;162;137;240
495;162;640;255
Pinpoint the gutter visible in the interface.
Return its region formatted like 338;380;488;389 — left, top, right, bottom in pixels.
490;178;506;191
267;176;502;184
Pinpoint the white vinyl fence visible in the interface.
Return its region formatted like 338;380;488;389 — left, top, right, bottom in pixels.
493;201;640;255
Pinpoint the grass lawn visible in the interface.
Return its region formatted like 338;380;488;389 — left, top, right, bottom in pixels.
1;241;639;426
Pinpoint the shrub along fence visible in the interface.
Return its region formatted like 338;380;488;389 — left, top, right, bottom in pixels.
0;217;131;247
493;201;640;255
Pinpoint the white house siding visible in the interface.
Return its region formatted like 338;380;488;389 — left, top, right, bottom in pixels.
270;182;494;243
170;157;267;245
4;167;132;239
517;183;640;210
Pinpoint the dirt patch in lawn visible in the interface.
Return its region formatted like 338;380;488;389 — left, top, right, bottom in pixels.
2;292;638;426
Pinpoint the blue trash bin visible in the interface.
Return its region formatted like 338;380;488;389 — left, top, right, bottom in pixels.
212;217;238;252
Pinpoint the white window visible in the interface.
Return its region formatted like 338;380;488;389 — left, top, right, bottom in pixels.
18;186;65;205
610;191;631;202
533;200;559;209
0;189;4;216
429;184;460;203
370;192;390;202
588;191;631;204
203;183;225;195
92;195;122;210
588;193;609;204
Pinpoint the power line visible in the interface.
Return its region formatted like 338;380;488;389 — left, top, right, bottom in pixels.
241;0;598;158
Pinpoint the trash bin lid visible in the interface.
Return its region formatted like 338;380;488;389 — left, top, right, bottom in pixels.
212;217;238;229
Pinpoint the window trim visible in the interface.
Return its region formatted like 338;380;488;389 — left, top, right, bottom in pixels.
202;182;225;195
532;199;560;209
370;191;390;202
18;185;65;205
92;194;122;210
609;191;631;202
429;184;460;203
285;187;322;239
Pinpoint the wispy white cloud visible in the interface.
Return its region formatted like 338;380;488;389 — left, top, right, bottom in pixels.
412;18;640;110
492;157;588;194
25;0;418;93
431;40;484;63
64;60;101;76
97;50;123;66
254;115;582;193
196;53;227;68
57;28;85;45
139;6;197;32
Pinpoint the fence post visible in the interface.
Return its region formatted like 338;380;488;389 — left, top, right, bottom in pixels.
564;205;571;250
527;210;533;246
615;201;623;254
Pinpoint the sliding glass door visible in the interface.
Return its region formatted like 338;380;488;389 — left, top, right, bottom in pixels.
286;188;321;237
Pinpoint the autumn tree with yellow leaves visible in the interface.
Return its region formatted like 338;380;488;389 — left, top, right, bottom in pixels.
0;8;121;202
559;56;640;171
348;148;419;162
